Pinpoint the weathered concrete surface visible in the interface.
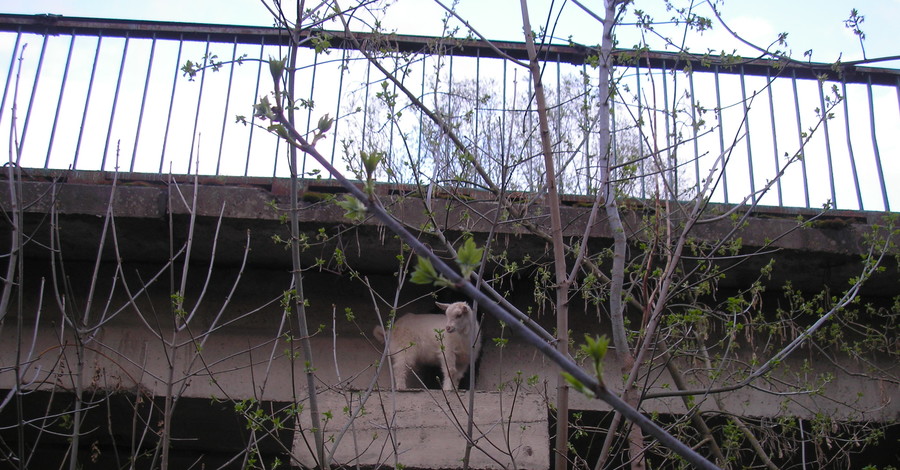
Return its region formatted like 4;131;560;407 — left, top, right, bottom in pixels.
4;169;892;290
1;170;897;468
293;390;548;469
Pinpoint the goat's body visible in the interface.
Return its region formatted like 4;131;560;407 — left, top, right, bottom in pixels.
373;302;480;390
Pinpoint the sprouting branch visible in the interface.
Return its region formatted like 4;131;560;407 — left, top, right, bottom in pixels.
263;83;722;470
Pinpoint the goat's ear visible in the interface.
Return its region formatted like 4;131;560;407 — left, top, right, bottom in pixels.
435;302;449;311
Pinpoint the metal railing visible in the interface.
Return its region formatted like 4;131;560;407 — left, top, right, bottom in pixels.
1;13;897;211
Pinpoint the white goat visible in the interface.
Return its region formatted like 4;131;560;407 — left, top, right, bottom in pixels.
373;302;481;390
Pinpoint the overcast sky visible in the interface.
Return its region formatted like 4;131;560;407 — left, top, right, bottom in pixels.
5;0;899;67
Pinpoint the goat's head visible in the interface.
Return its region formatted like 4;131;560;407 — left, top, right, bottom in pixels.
436;302;473;334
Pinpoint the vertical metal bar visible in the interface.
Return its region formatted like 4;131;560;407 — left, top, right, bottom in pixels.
739;65;756;203
0;29;23;126
583;63;591;193
159;35;185;173
272;40;285;177
416;54;425;173
361;59;372;152
816;79;836;207
301;47;318;178
636;63;644;198
474;50;481;183
186;35;211;174
215;37;238;175
272;129;281;178
448;53;455;110
74;34;104;170
527;67;534;183
689;68;700;196
448;53;455;183
714;65;729;203
387;67;397;180
100;34;131;171
501;59;508;181
611;89;618;183
328;48;348;171
45;31;77;169
866;75;889;211
766;69;783;206
131;34;157;172
840;81;863;210
661;60;673;198
17;32;49;163
791;69;810;208
608;63;618;188
244;37;265;177
556;54;563;183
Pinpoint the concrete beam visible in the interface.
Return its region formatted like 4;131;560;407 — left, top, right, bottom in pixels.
1;170;897;468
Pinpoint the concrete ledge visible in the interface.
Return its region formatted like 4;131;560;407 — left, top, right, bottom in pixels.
3;169;896;293
294;389;548;469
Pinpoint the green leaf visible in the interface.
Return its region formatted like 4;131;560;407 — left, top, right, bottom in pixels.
268;124;290;140
335;195;367;222
580;334;609;378
410;256;439;285
180;60;198;80
317;113;334;133
562;372;595;399
268;56;286;81
254;95;274;120
312;33;333;54
456;237;483;279
361;150;383;178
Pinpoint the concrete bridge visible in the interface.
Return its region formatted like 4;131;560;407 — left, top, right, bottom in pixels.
0;169;896;468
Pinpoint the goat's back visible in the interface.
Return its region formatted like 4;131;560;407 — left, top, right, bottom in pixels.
387;313;452;350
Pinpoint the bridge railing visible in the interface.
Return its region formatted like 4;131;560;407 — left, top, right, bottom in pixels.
1;14;897;211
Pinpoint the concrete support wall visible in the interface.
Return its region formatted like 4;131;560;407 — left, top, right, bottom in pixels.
1;172;897;468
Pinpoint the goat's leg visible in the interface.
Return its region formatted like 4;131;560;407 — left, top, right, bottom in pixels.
441;355;458;391
391;352;410;390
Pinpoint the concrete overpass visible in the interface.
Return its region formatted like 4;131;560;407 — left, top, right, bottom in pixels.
0;169;897;469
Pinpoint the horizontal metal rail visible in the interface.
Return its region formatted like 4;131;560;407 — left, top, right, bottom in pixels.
0;13;897;211
3;14;898;85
